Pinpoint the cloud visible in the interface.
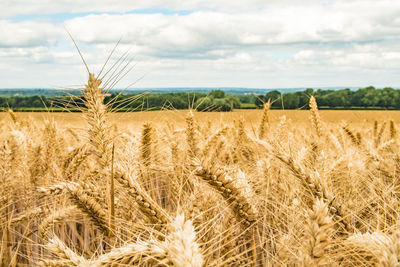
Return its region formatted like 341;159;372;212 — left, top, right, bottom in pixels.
0;20;62;47
1;0;400;88
0;0;271;18
62;2;400;56
289;43;400;71
2;0;399;18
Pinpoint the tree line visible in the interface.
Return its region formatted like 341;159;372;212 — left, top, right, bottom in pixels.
255;86;400;109
1;86;400;111
0;91;240;111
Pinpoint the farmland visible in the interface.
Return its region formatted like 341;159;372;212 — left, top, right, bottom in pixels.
2;94;400;266
3;109;400;127
3;0;400;265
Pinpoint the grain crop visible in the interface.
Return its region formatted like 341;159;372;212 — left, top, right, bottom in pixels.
3;71;400;266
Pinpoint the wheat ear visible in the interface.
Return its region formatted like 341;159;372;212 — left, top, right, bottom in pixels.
347;231;400;266
272;149;350;233
83;73;112;173
390;120;397;140
309;96;322;138
301;198;333;266
376;121;387;147
38;181;106;207
202;127;228;157
92;213;203;267
7;108;18;124
115;172;168;226
194;160;257;228
140;123;152;166
67;186;110;236
258;100;271;139
164;213;203;267
62;145;91;178
91;239;166;266
38;206;76;239
10;207;44;225
41;236;90;266
38;182;79;198
343;126;360;146
28;145;43;187
186;110;198;158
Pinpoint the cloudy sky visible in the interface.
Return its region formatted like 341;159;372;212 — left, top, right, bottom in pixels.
1;0;400;89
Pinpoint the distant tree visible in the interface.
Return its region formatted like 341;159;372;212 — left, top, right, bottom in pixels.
238;94;255;104
380;87;396;107
282;93;300;109
210;90;225;99
213;98;231;111
226;96;241;109
320;90;350;107
195;97;213;111
254;95;266;108
32;99;42;107
351;89;365;107
7;97;16;107
297;89;313;108
265;90;281;108
361;87;380;107
169;96;187;109
0;97;6;107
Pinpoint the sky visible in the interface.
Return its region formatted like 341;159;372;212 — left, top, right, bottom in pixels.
1;0;400;89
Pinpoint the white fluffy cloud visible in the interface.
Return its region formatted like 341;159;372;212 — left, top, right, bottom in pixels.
0;0;296;17
63;3;400;48
1;0;400;88
0;21;61;47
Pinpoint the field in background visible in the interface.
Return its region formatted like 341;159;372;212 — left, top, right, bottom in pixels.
2;109;400;130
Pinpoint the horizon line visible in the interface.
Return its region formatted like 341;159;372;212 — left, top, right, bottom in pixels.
0;86;380;90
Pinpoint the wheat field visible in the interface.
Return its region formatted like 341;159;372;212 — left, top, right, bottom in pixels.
2;109;399;129
2;76;400;266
